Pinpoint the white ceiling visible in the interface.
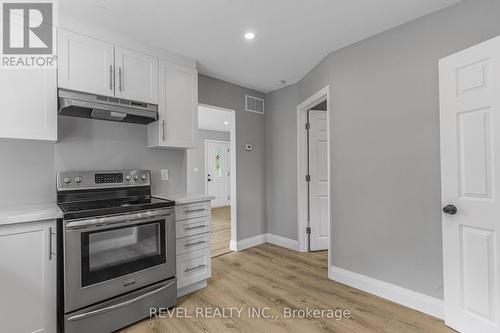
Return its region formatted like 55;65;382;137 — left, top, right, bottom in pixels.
198;106;232;133
60;0;461;92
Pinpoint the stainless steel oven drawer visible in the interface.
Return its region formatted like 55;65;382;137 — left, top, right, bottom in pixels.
64;278;176;333
176;216;211;239
177;247;211;289
176;233;211;255
175;201;211;221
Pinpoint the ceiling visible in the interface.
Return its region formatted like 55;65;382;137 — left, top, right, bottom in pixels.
198;106;232;133
60;0;461;92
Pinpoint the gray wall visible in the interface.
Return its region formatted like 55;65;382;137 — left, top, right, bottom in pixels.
0;74;266;243
265;84;299;240
266;0;500;299
0;117;187;206
187;129;230;194
198;74;266;241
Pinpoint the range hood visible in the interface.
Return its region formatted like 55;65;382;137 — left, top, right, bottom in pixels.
58;89;158;124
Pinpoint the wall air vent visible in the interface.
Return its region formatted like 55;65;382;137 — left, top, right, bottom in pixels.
245;95;265;114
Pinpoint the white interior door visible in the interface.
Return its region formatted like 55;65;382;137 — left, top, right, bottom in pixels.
206;140;230;208
440;36;500;333
115;46;158;103
309;110;329;251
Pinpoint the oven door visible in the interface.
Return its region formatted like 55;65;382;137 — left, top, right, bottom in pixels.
64;208;175;313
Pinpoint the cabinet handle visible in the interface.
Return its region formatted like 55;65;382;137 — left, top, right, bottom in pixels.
185;264;206;273
49;227;56;261
118;67;122;91
162;120;166;141
109;65;113;90
184;240;206;247
184;208;206;213
185;224;207;230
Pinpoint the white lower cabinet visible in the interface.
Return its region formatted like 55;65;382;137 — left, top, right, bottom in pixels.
0;220;56;333
177;247;211;289
176;201;211;296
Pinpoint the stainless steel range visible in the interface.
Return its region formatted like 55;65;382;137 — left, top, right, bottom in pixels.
56;170;176;333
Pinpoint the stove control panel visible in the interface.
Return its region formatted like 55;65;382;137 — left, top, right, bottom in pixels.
57;170;151;191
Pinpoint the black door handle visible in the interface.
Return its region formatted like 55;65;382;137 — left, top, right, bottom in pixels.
443;204;457;215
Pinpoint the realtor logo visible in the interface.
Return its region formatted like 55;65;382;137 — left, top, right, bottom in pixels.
1;1;56;68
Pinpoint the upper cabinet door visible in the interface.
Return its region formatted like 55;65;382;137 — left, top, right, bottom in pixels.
152;61;197;148
58;29;115;97
115;47;158;104
0;68;57;141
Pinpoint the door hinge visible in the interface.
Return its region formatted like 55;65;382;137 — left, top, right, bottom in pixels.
305;174;311;182
306;227;311;234
305;122;310;130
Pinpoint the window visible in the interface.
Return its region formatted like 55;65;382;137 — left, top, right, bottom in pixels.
214;147;222;177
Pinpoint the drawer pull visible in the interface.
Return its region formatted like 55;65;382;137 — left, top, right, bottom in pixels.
184;208;206;213
184;240;206;247
185;264;206;272
185;224;207;230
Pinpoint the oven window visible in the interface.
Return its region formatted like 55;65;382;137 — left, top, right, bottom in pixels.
81;220;166;287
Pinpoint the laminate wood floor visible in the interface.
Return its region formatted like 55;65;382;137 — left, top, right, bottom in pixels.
211;206;232;258
120;244;455;333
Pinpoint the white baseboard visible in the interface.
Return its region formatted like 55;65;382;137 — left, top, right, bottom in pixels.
233;233;299;252
235;234;267;251
329;265;444;319
266;233;299;251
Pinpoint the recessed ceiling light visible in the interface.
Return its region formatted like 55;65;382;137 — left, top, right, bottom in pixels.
244;32;255;40
224;121;229;125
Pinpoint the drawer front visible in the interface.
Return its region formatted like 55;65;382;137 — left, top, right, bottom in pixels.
177;247;211;289
176;233;211;255
176;216;211;239
175;201;211;221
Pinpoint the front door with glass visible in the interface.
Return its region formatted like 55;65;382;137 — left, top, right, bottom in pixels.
206;140;230;208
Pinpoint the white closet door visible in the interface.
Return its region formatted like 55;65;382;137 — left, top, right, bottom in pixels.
440;35;500;333
309;110;329;251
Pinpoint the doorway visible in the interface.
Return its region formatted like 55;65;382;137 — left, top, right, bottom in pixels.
190;104;237;258
297;86;331;261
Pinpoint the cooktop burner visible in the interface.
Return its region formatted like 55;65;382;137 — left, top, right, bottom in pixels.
56;169;175;220
58;196;174;220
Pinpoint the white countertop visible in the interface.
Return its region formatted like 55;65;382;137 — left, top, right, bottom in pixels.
0;203;63;226
154;192;215;205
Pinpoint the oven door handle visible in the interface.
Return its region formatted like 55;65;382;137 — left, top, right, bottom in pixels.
66;209;172;230
66;280;176;322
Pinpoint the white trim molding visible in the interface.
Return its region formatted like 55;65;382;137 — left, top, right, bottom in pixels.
266;233;299;251
234;234;267;251
198;103;238;254
329;265;444;319
231;234;300;252
297;85;331;256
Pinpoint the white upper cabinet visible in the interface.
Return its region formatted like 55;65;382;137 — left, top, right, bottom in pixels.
0;68;57;141
58;29;115;97
148;61;198;148
115;47;158;104
58;30;159;104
